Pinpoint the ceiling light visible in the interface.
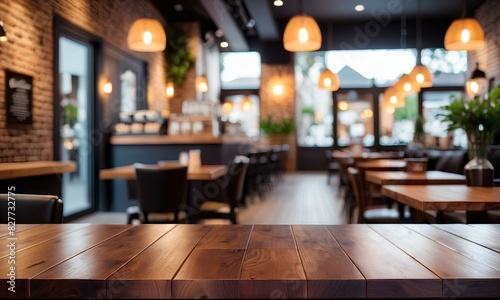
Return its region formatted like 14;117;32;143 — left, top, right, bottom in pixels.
410;64;433;88
283;12;322;52
166;82;174;98
195;74;208;93
173;4;183;11
355;5;365;12
127;18;166;52
0;21;8;42
465;62;488;100
215;29;224;37
444;0;484;51
103;81;113;94
240;96;253;111
383;87;405;108
274;0;284;7
318;69;340;91
220;41;229;48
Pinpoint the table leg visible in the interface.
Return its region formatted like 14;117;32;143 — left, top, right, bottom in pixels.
465;211;488;224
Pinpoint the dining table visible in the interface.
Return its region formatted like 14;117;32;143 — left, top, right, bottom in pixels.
2;223;499;299
381;184;500;223
355;159;407;171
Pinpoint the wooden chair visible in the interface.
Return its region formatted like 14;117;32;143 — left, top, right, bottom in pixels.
195;156;249;224
127;163;188;224
325;149;339;184
347;167;407;224
0;194;63;224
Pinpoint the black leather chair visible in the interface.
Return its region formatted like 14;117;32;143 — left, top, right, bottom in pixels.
0;194;63;224
127;163;188;224
195;156;249;224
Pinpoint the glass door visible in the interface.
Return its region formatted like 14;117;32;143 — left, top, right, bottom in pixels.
57;35;94;217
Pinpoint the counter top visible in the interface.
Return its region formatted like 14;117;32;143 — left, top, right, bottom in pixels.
0;161;76;180
3;224;499;299
110;134;254;145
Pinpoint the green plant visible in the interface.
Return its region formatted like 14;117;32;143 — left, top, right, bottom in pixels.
165;24;195;87
440;86;500;157
259;116;295;136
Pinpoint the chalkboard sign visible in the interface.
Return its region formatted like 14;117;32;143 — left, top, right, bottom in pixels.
6;70;33;124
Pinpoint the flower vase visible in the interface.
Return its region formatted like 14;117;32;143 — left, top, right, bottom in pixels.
464;132;494;187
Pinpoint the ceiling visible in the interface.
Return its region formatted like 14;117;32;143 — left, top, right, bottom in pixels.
151;0;486;56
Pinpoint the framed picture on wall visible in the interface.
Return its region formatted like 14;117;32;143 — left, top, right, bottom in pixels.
5;70;33;125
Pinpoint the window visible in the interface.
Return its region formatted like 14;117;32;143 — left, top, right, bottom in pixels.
220;52;261;89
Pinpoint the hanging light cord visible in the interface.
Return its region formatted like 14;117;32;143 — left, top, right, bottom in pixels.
462;0;467;18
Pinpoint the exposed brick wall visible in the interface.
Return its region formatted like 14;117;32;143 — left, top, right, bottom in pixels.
470;0;500;89
260;63;296;170
0;0;189;162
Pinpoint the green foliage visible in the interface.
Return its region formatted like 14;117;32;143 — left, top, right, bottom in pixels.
165;25;195;87
394;95;418;121
301;106;315;115
440;87;500;134
259;116;295;136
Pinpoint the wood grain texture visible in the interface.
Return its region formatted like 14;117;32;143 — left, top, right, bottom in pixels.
293;225;365;298
240;248;307;299
0;161;76;179
30;224;175;298
365;170;466;185
327;224;441;298
0;223;91;258
433;224;500;252
173;249;245;298
405;224;500;271
470;224;500;234
0;224;41;237
370;224;500;298
381;185;500;211
0;224;133;298
108;224;212;299
195;224;252;249
248;225;296;249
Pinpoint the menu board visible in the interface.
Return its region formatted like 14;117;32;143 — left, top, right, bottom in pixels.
6;70;33;124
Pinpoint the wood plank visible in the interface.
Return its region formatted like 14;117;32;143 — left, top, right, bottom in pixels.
247;224;296;249
99;164;228;181
108;224;212;299
195;224;253;249
240;248;307;299
0;223;91;258
470;224;500;234
110;135;224;145
0;224;134;298
0;224;41;238
405;224;500;271
0;161;76;180
433;224;500;253
30;224;175;298
327;224;441;298
292;225;365;298
172;225;252;298
370;224;500;298
173;249;245;299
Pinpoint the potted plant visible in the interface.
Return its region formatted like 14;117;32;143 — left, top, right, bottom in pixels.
259;115;295;145
440;86;500;186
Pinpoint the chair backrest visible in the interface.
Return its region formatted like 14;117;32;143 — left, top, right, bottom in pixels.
0;194;63;224
224;156;250;205
134;163;188;214
346;167;368;224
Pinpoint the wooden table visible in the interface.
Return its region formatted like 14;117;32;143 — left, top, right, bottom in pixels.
2;224;499;299
0;161;76;198
356;159;407;171
365;170;466;186
333;151;404;161
99;164;228;181
381;185;500;223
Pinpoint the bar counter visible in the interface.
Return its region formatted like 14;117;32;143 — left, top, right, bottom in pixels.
2;223;499;299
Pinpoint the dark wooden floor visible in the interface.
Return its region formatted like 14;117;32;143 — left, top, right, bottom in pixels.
72;171;349;225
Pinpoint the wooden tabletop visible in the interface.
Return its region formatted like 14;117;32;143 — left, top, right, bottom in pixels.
2;224;499;299
333;151;403;160
99;164;228;181
356;159;407;171
0;161;76;180
381;185;500;212
365;170;466;186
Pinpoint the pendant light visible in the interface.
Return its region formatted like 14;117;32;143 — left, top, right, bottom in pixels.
409;0;433;88
318;23;339;91
383;87;405;108
240;95;253;111
0;21;8;42
444;0;484;51
195;74;208;93
283;0;322;52
127;17;166;52
318;69;339;91
166;82;175;98
465;63;488;100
